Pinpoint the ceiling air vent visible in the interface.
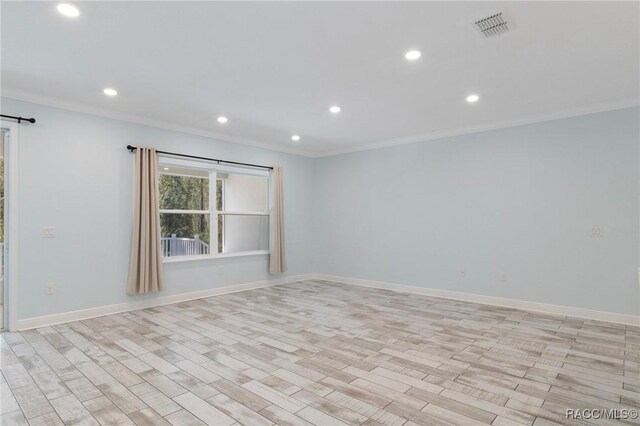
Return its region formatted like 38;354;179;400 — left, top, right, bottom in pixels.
475;13;509;37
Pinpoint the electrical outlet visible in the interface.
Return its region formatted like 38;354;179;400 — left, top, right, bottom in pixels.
501;273;508;282
460;269;466;278
42;227;56;238
591;227;603;237
45;283;55;295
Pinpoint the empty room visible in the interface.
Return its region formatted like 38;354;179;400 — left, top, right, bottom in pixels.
0;1;638;425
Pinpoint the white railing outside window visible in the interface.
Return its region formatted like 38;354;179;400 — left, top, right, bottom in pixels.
160;235;209;257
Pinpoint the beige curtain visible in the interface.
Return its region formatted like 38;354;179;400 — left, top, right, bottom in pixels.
127;147;164;294
269;166;287;274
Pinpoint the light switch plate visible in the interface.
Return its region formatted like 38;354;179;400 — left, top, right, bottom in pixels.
43;227;56;238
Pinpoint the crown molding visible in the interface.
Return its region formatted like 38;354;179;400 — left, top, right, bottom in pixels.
1;89;318;158
316;98;640;157
3;88;637;160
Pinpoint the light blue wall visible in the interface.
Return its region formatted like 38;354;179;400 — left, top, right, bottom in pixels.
4;97;638;320
313;108;640;316
2;98;315;320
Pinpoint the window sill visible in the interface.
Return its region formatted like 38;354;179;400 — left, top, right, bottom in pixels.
163;250;270;264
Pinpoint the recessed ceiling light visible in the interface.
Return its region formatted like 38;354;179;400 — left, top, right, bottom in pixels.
163;167;170;171
57;3;80;17
291;135;301;142
405;49;421;61
103;88;118;97
329;106;341;114
217;116;228;124
466;94;480;103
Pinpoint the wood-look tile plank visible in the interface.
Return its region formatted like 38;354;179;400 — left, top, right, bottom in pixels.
49;394;99;425
406;387;496;424
324;390;406;426
173;392;236;426
296;405;350;426
175;360;221;384
59;374;103;403
209;379;271;412
241;380;306;413
384;401;454;426
129;381;182;417
207;393;274;426
95;381;146;415
138;353;180;375
350;378;426;410
27;411;65;426
127;408;172;426
0;381;20;414
83;395;136;425
166;371;218;400
0;409;29;426
164;408;207;426
139;370;188;399
31;371;71;400
258;404;314;426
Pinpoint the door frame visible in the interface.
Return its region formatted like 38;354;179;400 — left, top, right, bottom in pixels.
1;120;19;331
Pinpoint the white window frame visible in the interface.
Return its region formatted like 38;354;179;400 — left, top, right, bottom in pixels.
158;156;270;263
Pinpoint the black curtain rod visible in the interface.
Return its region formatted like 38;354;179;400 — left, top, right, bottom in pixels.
1;114;36;124
126;145;273;171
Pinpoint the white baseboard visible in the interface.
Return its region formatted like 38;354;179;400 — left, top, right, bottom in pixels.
14;272;638;330
313;274;640;327
14;274;313;331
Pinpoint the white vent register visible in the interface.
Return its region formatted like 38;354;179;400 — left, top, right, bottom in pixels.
475;12;509;37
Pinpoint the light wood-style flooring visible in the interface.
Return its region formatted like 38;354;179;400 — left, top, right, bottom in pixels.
1;280;638;425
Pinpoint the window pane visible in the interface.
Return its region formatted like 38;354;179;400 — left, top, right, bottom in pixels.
221;214;268;253
216;179;224;211
216;179;224;253
220;173;268;212
160;213;210;257
159;173;209;211
217;214;224;254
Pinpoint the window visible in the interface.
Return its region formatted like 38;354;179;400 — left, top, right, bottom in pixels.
158;159;269;259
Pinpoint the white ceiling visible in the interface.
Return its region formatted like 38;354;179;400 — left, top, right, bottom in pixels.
2;1;638;157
